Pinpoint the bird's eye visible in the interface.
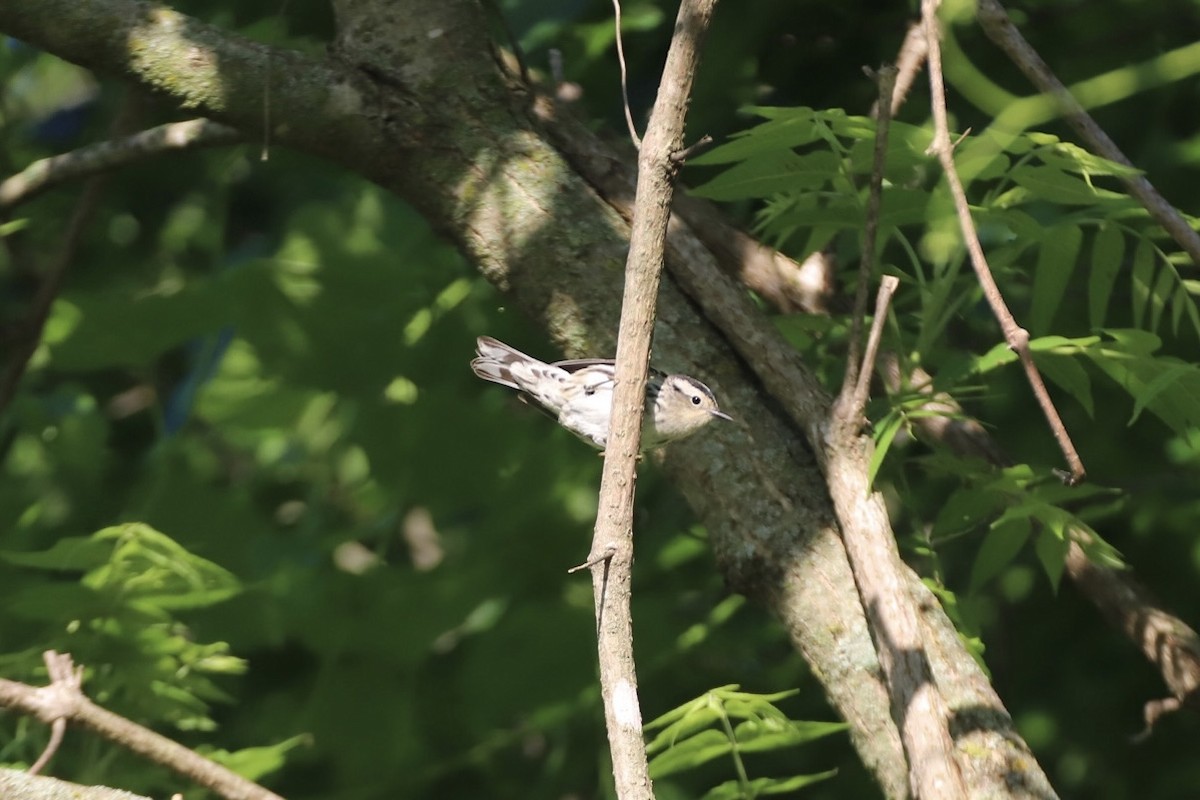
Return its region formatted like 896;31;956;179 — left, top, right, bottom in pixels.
691;395;702;406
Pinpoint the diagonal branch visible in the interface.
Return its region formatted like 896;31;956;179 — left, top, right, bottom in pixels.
975;0;1200;269
922;0;1085;485
0;118;241;209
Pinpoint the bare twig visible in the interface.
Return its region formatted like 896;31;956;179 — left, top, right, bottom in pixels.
0;652;283;800
480;0;529;86
975;0;1200;269
26;716;65;776
669;133;713;164
922;0;1085;485
840;65;897;405
0;118;242;209
873;22;928;120
610;0;642;149
588;1;717;798
849;276;900;421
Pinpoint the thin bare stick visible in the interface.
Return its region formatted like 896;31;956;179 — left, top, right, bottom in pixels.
26;717;65;775
873;22;928;119
840;65;897;404
610;0;642;149
849;276;900;421
975;0;1200;269
0;119;241;209
0;652;282;800
669;133;713;164
588;2;716;797
922;0;1085;485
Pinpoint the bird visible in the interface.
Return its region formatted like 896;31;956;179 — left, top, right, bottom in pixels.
470;336;731;450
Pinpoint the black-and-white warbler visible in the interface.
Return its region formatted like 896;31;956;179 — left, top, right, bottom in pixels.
471;336;731;450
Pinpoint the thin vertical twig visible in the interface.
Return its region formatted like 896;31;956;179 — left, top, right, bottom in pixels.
850;276;900;420
610;0;643;149
587;1;718;798
840;65;897;405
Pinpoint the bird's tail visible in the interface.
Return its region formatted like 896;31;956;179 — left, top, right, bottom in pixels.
470;336;544;390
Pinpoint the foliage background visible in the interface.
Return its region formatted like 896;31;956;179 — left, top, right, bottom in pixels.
2;0;1200;798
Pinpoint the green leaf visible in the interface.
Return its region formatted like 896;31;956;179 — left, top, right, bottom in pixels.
1149;263;1175;333
1130;238;1155;329
1031;224;1081;334
701;771;839;800
932;487;1006;539
1034;524;1070;592
690;151;840;200
0;536;113;571
973;341;1018;374
1127;362;1196;425
645;685;739;731
645;704;725;755
202;735;311;782
1009;164;1127;205
648;729;733;778
1084;332;1200;433
868;411;905;487
1032;351;1094;417
1088;224;1124;329
87;523;242;612
732;719;848;752
1036;142;1143;178
970;516;1032;592
690;109;821;165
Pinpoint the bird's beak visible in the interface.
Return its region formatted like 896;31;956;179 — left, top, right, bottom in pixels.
710;410;733;421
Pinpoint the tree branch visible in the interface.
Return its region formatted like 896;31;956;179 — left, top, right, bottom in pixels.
823;55;965;798
0;652;282;800
975;0;1200;269
589;2;718;796
0;769;151;800
922;0;1085;486
0;118;241;209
